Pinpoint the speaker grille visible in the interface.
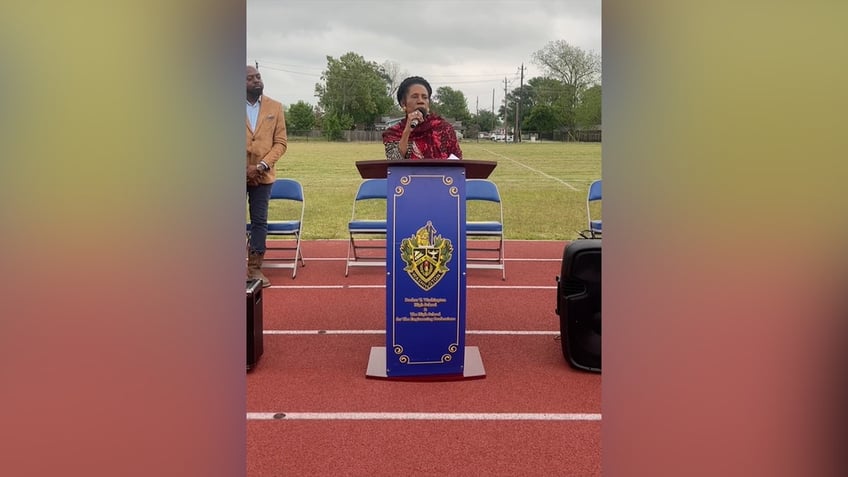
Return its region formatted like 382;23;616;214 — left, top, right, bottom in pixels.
560;279;586;297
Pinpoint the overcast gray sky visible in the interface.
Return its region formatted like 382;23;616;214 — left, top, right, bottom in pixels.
247;0;601;113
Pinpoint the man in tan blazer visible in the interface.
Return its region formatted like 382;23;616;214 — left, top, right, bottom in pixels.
246;65;287;287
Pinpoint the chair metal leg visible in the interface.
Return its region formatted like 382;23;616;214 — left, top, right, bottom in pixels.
291;233;305;279
345;236;354;277
501;237;506;280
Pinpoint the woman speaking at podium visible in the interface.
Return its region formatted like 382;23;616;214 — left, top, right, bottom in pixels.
383;76;463;160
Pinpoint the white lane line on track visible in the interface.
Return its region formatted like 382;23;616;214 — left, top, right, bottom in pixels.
263;330;560;335
247;412;600;421
287;257;560;261
469;285;556;289
479;148;579;191
267;285;345;289
268;285;556;289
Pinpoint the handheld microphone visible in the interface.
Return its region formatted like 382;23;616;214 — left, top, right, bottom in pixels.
410;107;428;128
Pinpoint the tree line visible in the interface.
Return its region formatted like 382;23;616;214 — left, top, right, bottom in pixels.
283;40;601;141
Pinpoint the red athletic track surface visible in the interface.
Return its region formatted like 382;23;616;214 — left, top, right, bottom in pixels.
247;240;601;476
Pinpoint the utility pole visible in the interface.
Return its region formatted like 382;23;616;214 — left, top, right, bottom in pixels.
255;60;259;69
503;77;509;136
491;89;495;132
515;63;524;143
475;96;479;142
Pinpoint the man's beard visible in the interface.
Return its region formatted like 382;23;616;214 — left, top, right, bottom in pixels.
248;85;263;97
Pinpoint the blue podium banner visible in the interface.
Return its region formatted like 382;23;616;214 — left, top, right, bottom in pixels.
385;165;467;377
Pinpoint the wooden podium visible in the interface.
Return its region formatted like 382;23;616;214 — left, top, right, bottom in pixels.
356;160;497;380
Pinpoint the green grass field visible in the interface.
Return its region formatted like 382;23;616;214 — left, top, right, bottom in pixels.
260;140;601;240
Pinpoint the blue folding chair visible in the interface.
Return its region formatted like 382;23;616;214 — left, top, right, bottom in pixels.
587;179;602;238
345;178;388;276
247;178;306;278
466;179;506;280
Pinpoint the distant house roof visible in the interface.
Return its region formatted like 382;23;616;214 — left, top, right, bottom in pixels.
374;117;403;131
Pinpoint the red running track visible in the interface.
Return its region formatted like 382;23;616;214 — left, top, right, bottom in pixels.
247;240;601;476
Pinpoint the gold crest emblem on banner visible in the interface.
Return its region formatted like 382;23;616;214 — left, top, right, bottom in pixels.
400;221;453;291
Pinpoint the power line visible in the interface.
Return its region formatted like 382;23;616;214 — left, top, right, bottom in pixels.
255;64;321;77
252;59;323;73
257;59;516;84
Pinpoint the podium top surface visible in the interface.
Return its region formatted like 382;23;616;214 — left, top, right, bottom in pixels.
356;159;497;179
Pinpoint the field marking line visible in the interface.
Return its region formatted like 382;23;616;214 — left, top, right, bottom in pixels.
263;330;560;335
247;412;601;421
479;147;579;191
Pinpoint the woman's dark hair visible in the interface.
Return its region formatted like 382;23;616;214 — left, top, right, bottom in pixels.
396;76;432;106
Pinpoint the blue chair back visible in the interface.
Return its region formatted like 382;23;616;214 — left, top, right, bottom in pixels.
466;179;502;203
271;178;304;202
586;179;602;238
355;179;387;200
588;180;602;202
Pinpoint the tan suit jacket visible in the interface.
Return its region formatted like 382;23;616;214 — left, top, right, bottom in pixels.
246;95;287;184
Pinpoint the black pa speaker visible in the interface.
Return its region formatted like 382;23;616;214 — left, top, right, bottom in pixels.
246;279;264;371
555;239;601;372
